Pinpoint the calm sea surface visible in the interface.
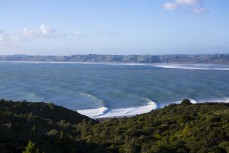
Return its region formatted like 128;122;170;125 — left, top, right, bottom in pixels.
0;62;229;118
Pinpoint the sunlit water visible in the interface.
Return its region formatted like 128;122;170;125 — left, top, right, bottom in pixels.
0;62;229;118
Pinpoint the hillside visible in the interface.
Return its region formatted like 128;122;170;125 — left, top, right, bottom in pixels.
0;54;229;64
0;99;229;153
0;99;99;153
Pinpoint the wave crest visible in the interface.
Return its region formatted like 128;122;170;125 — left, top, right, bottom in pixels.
77;107;109;118
80;92;105;106
77;97;158;118
153;64;229;71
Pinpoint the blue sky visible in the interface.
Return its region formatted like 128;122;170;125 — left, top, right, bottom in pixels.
0;0;228;55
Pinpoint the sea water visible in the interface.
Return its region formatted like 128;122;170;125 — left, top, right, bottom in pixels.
0;62;229;118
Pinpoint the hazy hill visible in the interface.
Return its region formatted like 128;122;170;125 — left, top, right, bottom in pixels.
0;54;229;64
0;99;229;153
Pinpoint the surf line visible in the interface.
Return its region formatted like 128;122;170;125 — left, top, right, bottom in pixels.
77;92;109;118
77;97;158;119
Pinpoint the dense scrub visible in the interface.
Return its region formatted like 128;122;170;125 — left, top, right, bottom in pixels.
0;99;101;153
0;99;228;153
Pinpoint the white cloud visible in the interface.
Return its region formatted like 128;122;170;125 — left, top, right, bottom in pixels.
176;0;198;5
74;30;81;37
192;7;208;14
162;0;208;14
162;2;179;10
39;24;58;37
1;24;64;47
22;24;63;38
23;28;34;38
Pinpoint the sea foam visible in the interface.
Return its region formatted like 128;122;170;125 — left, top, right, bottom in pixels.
77;106;109;118
77;98;158;118
153;64;229;71
77;97;229;118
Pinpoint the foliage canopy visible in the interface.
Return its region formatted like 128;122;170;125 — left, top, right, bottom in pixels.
0;99;228;153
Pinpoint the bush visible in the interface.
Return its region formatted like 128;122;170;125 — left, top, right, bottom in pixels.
181;99;192;105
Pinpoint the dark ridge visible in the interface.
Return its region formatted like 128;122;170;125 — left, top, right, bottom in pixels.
0;99;93;124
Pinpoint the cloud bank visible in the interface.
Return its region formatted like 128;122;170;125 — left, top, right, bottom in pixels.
162;0;208;14
23;24;63;38
1;24;123;48
0;24;64;47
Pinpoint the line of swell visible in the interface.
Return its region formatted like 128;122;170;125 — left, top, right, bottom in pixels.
77;92;109;117
79;92;105;106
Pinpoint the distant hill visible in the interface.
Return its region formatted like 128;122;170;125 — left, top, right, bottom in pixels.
0;99;229;153
0;54;229;64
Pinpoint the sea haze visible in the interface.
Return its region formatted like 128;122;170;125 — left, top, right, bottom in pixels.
0;62;229;118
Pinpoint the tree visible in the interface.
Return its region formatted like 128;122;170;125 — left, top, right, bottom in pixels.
60;131;64;140
81;119;88;138
22;140;40;153
181;99;192;105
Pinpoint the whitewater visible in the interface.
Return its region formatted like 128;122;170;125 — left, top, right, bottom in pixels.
0;62;228;118
77;97;158;118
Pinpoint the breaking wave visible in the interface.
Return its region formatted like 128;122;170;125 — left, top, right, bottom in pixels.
196;98;229;103
77;97;158;118
77;106;109;118
153;64;229;71
77;97;229;118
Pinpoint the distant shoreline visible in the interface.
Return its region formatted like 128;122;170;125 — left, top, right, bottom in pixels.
0;54;229;64
1;60;229;71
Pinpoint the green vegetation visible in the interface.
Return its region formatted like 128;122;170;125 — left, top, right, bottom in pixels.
22;140;40;153
0;99;229;153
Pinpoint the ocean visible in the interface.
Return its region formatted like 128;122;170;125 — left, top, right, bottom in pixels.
0;62;229;118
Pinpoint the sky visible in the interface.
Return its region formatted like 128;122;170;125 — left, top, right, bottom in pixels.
0;0;229;55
